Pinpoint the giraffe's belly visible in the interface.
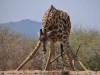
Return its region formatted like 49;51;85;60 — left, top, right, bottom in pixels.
47;35;57;42
47;31;62;43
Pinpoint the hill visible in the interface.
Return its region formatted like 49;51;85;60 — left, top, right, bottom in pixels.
0;19;41;37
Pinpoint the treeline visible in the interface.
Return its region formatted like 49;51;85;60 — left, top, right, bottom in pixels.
0;25;100;71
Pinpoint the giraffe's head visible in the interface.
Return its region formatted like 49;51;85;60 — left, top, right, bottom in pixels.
39;29;47;53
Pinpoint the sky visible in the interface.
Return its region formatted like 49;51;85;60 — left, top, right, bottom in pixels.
0;0;100;30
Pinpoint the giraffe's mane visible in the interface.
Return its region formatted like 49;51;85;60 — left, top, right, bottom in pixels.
43;5;57;29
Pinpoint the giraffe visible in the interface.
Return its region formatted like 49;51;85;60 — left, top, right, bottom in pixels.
39;5;88;71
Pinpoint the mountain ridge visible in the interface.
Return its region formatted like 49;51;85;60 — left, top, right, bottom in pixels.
0;19;41;37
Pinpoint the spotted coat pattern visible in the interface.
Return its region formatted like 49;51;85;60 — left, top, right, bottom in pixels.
40;5;87;71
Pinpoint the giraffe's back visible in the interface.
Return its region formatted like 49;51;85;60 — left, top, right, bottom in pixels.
42;5;71;42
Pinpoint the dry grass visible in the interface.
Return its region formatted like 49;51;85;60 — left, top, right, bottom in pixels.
0;25;100;71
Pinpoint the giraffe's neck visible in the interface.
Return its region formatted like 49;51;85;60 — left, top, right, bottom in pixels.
42;8;59;34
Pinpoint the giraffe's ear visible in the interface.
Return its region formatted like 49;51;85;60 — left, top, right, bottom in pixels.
40;29;43;36
47;31;52;36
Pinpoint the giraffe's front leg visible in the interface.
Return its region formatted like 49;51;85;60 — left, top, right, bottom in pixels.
44;41;55;70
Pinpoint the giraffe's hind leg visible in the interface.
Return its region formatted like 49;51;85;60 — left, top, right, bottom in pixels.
62;40;88;71
62;40;77;71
